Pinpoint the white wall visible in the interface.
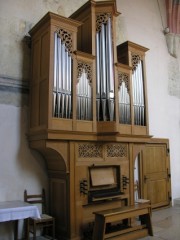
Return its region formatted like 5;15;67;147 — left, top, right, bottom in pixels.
0;0;180;239
0;103;48;238
0;104;48;200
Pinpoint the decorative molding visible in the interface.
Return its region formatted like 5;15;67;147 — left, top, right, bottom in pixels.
106;143;128;158
57;28;73;55
117;72;129;92
96;13;111;32
77;61;92;84
78;143;103;158
78;143;128;159
131;53;141;71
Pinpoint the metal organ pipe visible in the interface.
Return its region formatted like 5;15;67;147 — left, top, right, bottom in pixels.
68;55;72;119
53;32;72;119
132;68;137;125
96;32;100;121
53;32;58;117
119;81;130;124
139;61;145;125
106;17;114;121
96;16;115;121
57;36;61;118
100;24;106;98
77;70;92;121
106;18;114;94
137;62;141;125
132;60;145;126
52;18;147;129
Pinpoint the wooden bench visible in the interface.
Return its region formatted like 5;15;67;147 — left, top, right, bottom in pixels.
93;203;153;240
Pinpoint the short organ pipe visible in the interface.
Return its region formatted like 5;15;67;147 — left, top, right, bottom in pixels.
118;81;131;124
76;70;92;121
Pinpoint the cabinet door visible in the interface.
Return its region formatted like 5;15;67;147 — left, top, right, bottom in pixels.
142;144;171;209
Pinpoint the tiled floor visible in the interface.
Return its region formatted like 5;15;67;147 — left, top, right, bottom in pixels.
140;206;180;240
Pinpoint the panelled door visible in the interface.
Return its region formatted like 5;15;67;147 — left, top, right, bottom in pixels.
142;143;171;209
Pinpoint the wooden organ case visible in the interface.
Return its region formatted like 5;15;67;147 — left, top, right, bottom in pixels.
28;1;172;239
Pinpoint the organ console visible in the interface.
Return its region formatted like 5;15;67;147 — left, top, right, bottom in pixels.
28;1;171;239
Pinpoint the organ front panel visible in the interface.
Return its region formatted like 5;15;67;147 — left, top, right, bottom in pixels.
28;1;171;239
53;29;73;119
116;63;133;134
29;3;149;136
117;41;149;135
96;13;115;122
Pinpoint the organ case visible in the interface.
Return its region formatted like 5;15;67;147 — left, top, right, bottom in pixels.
117;41;149;135
28;1;171;239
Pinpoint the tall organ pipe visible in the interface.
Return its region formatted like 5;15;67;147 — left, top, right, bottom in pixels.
100;24;106;98
53;33;58;117
96;16;115;121
106;18;114;121
57;37;61;91
53;32;72;119
139;60;145;125
132;60;145;126
106;17;114;95
96;32;100;121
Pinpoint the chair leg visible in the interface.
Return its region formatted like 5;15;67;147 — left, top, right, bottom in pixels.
33;222;36;240
25;219;30;240
14;220;18;240
53;220;55;239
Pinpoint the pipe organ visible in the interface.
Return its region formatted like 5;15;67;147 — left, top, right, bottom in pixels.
28;1;171;239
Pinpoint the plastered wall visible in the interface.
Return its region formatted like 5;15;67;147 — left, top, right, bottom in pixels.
0;0;180;239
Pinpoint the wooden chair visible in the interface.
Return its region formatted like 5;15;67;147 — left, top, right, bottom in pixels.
24;189;55;240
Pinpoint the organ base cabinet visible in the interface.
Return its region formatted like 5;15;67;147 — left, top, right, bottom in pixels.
29;137;171;240
28;0;171;239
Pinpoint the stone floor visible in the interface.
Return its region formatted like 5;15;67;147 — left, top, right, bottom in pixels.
140;206;180;240
31;206;180;240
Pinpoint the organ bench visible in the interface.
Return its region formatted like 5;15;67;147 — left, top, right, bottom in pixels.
93;203;153;240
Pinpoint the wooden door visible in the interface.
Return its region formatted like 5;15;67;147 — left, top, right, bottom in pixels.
142;143;171;209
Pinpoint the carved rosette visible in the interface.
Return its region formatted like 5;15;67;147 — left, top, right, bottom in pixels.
78;143;103;158
131;53;141;72
106;143;128;158
96;13;111;32
118;72;130;92
77;61;92;85
56;28;73;55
